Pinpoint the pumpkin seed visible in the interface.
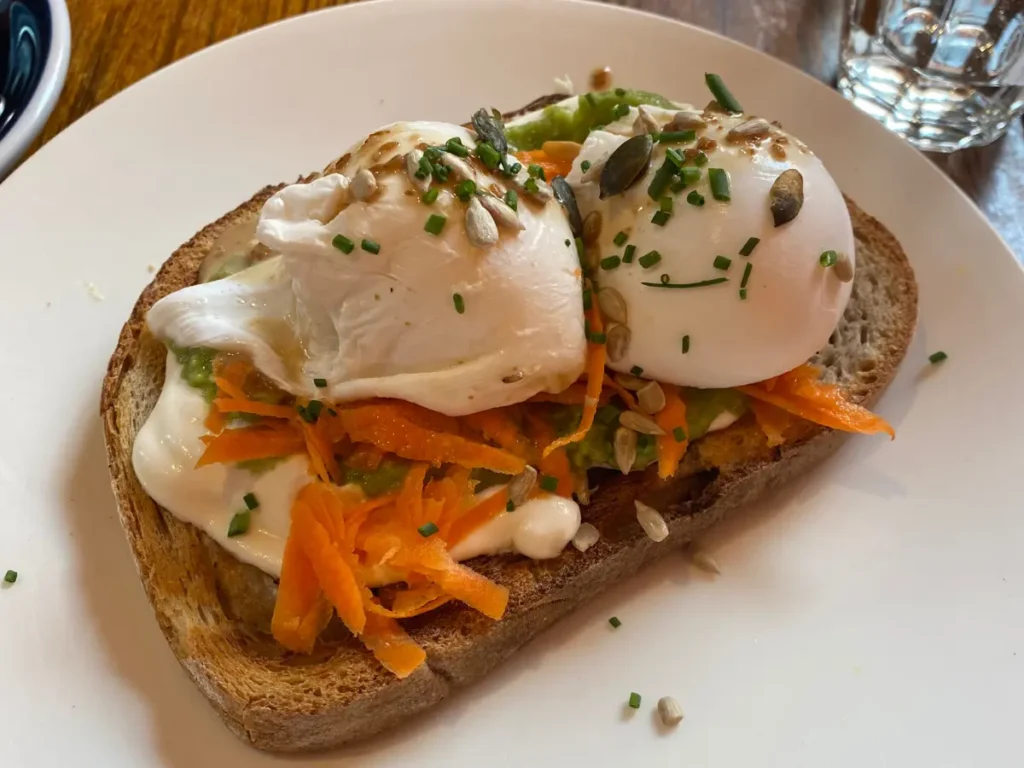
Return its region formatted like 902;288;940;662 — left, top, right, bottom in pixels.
635;500;669;542
599;134;654;199
551;176;583;237
350;169;377;201
613;427;637;474
667;110;707;130
471;108;507;156
572;522;600;552
633;105;660;135
438;151;476;182
834;252;854;283
657;696;684;726
619;410;665;435
477;192;524;231
606;323;631;363
582;210;603;246
465;197;499;248
596;286;627;324
769;169;804;227
502;369;524;383
726;117;772;143
613;372;647;391
581;155;607;183
405;150;431;193
541;140;582;161
636;381;666;415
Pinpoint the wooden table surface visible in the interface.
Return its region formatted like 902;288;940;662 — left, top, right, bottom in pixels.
38;0;1023;256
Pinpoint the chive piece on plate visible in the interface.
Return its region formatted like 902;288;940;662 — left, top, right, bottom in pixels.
708;168;731;201
613;230;629;246
681;335;691;354
243;492;259;511
581;160;592;173
658;130;696;144
421;187;439;205
673;426;687;442
819;250;838;267
455;179;477;202
601;255;622;270
739;236;760;256
506;499;516;512
741;261;753;288
628;692;642;709
609;616;622;628
313;377;328;389
539;475;559;493
504;189;518;211
687;190;705;207
227;511;251;538
623;244;637;263
638;250;662;269
332;234;355;254
651;210;670;226
361;238;381;254
630;365;644;376
417;521;439;538
3;570;17;584
453;293;466;314
704;72;744;113
929;350;948;364
713;255;732;271
424;214;447;236
641;277;729;289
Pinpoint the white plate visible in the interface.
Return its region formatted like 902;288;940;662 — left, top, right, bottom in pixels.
0;1;1021;765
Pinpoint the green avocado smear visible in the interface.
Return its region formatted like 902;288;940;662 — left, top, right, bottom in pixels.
505;89;674;150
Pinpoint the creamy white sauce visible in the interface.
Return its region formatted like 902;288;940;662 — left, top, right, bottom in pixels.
707;410;740;433
449;490;581;561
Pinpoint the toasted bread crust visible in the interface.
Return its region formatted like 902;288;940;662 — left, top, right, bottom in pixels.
101;105;917;752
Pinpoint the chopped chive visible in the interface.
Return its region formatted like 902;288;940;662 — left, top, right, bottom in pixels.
660;273;671;284
929;350;948;364
524;178;540;194
415;155;433;179
739;236;760;256
431;163;451;183
313;377;328;388
658;130;696;143
705;73;744;113
421;187;439;205
741;261;753;288
610;231;628;248
575;237;585;261
455;179;477;201
687;190;705;207
476;142;502;169
739;288;748;300
227;511;251;538
651;210;670;226
660;197;674;213
528;163;545;180
665;147;686;168
332;234;355;254
609;616;622;628
647;159;677;201
453;293;466;314
565;239;571;247
628;692;642;709
638;250;662;269
590;331;607;344
424;214;447;236
694;151;709;167
306;400;324;422
444;137;470;157
506;499;516;512
539;475;559;493
673;426;687;442
819;250;838;267
417;521;440;538
582;287;593;311
243;492;259;511
670;178;685;194
509;162;523;175
612;102;630;119
3;570;17;584
361;238;381;254
681;335;691;354
681;168;701;185
504;189;518;211
641;277;729;289
713;255;732;271
328;408;338;416
600;255;622;270
623;244;637;263
581;159;592;173
708;168;731;201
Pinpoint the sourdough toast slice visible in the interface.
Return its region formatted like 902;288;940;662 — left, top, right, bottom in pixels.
101;111;917;752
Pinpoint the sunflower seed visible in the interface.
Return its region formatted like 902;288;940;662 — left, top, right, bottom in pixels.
574;474;591;505
438;152;476;182
635;500;669;542
834;252;854;283
514;167;554;201
613;372;647;391
600;134;654;199
636;381;666;415
657;696;684;726
614;426;637;474
572;522;600;552
727;117;772;143
350;169;377;201
596;286;627;324
582;210;603;246
471;108;507;156
551;176;583;236
541;140;582;161
633;105;660;135
691;548;721;575
769;169;804;227
405;150;431;193
606;323;631;363
465;197;499;248
507;466;538;507
477;193;524;230
502;369;524;383
619;410;665;435
581;155;607;183
667;110;707;130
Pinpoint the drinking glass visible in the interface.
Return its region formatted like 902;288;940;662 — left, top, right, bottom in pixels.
838;0;1024;152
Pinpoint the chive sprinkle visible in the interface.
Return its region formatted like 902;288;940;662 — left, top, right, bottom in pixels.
361;238;380;254
687;190;705;207
600;255;622;270
641;277;729;289
680;167;701;185
3;570;16;584
444;137;470;157
819;250;838;267
681;335;691;354
509;162;523;175
313;377;328;388
585;92;597;106
243;492;259;511
741;261;753;288
628;692;642;709
630;365;644;376
539;475;559;493
705;72;744;113
424;214;447;236
660;273;671;284
455;179;477;202
332;234;355;254
658;130;696;143
694;151;709;167
638;250;662;269
227;511;251;538
506;499;516;512
613;102;630;119
739;236;760;256
673;426;687;442
623;244;637;263
651;210;670;226
609;616;622;628
708;168;731;201
665;147;686;168
713;255;732;271
504;189;518;211
590;331;607;344
476;142;502;169
565;238;571;247
581;159;592;173
421;187;439;205
453;293;466;314
524;178;540;194
417;521;439;538
575;237;585;261
304;400;324;423
528;163;545;180
613;230;629;246
647;159;677;201
929;350;948;364
582;287;593;311
660;196;674;213
739;288;748;300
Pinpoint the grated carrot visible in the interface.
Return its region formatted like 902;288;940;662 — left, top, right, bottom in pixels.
360;612;427;679
654;384;688;479
748;398;797;447
212;397;295;421
391;538;509;619
515;149;574;182
462;408;532;457
603;374;639;410
271;533;333;654
196;425;306;467
445;486;511;547
397;463;429;527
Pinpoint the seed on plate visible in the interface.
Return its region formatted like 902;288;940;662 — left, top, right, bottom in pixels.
350;169;377;201
636;381;666;414
606;323;631;363
633;105;660;135
572;522;600;552
477;192;524;230
405;150;431;193
600;134;654;199
502;369;525;383
596;286;627;324
466;197;499;248
551;176;583;236
833;252;854;283
635;500;669;542
613;372;648;391
581;155;607;183
619;410;665;435
507;466;538;507
667;110;707;131
438;151;476;182
726;117;772;143
574;474;592;505
769;169;804;227
613;426;637;474
691;547;721;575
657;696;684;726
582;210;603;245
541;140;582;161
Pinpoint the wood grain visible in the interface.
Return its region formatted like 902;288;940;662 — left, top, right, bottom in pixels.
30;0;1024;255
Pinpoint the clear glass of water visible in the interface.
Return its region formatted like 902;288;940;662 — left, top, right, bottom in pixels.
838;0;1024;152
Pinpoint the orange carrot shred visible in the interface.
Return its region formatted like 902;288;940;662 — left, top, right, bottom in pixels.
748;398;796;447
360;612;427;679
391;538;509;619
196;425;306;467
515;149;574;181
271;533;332;654
445;487;511;546
213;397;295;420
655;384;689;479
461;408;531;457
603;374;639;411
397;463;429;526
